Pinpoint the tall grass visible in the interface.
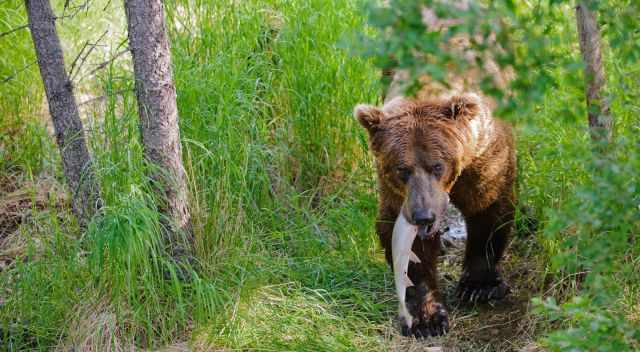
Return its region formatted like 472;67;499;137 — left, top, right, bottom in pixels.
0;1;48;177
2;0;388;350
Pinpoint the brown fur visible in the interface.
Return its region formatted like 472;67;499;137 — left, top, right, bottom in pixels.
354;93;516;337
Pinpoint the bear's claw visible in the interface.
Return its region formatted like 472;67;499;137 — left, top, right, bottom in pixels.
400;303;449;338
456;278;510;303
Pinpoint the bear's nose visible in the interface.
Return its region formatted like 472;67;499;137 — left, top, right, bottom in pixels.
413;209;435;226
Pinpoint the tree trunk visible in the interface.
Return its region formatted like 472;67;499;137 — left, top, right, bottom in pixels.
575;2;612;143
25;0;101;226
124;0;192;254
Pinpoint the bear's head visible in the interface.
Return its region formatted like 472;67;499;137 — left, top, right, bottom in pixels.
354;94;482;239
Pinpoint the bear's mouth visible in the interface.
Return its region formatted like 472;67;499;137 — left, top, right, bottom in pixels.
417;222;438;240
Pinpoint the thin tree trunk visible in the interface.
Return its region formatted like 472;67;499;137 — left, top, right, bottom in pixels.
25;0;101;226
575;2;612;143
124;0;192;254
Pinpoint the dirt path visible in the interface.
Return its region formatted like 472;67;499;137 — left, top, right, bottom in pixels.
391;205;543;351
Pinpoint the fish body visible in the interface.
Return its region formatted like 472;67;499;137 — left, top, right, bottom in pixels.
392;212;421;329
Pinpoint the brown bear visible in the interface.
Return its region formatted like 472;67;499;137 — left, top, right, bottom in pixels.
354;93;515;337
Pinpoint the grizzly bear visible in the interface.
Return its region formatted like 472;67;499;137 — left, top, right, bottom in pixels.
354;93;515;337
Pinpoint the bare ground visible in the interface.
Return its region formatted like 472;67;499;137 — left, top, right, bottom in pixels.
386;206;546;351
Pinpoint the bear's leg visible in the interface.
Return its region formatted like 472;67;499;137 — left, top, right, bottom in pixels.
457;198;514;303
376;206;448;337
405;235;449;337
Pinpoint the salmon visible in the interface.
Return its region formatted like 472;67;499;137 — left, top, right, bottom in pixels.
392;212;421;329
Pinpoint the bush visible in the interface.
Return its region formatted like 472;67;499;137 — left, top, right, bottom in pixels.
534;137;640;351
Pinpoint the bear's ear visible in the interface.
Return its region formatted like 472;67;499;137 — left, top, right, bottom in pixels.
353;104;384;133
443;93;481;120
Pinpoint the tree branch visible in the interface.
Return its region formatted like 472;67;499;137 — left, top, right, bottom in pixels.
68;29;108;82
0;24;28;38
81;48;128;78
1;60;37;84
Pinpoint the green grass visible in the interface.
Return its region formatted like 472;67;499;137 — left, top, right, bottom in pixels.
1;0;638;351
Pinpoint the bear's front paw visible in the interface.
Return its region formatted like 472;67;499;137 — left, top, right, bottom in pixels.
416;303;449;337
456;275;510;303
399;303;449;338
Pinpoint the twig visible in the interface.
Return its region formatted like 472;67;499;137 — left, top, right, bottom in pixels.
63;0;71;14
0;24;28;39
60;0;93;22
0;12;86;38
69;30;108;82
75;38;129;81
83;49;128;78
1;61;37;84
68;41;90;79
543;271;589;296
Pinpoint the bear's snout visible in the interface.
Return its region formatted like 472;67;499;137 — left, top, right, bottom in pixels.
412;208;435;226
411;208;438;239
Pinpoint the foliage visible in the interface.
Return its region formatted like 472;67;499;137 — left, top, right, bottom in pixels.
358;0;577;117
0;0;49;175
532;136;640;351
358;0;639;120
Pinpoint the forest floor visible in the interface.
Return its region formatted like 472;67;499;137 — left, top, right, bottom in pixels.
0;177;547;351
378;207;547;351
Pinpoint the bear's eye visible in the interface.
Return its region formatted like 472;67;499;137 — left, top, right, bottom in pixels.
395;166;411;183
432;163;444;177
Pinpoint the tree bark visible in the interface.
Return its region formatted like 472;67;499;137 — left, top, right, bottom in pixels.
124;0;192;254
25;0;101;226
575;2;612;143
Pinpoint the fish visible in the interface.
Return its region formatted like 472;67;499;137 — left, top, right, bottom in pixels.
392;212;421;329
